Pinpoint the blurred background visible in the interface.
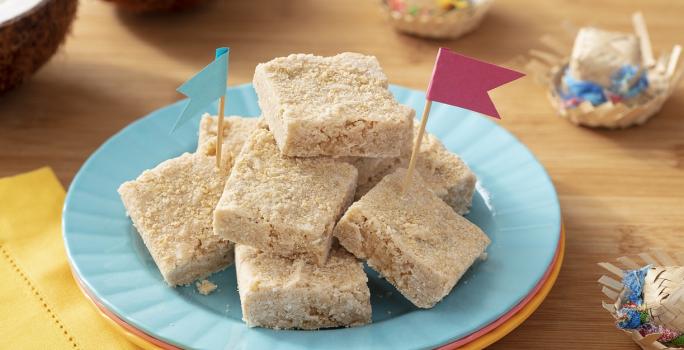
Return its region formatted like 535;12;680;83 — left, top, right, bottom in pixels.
0;1;682;348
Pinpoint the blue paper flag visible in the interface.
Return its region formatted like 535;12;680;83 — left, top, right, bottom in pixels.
172;47;229;132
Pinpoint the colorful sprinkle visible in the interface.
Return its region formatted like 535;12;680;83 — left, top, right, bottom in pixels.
638;324;683;343
669;334;684;346
623;265;649;304
387;0;406;12
617;307;642;329
638;323;660;337
611;65;649;98
559;65;649;108
561;71;607;105
407;5;420;16
385;0;472;16
659;327;681;343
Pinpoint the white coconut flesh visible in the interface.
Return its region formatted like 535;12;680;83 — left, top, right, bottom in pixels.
0;0;45;25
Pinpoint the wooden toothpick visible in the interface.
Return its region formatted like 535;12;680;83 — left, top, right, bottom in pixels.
632;12;655;68
666;44;682;79
214;47;230;169
216;95;226;169
401;100;432;193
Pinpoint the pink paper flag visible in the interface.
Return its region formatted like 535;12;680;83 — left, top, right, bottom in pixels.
426;48;525;119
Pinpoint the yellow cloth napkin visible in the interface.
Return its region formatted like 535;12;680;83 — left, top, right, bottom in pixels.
0;168;138;350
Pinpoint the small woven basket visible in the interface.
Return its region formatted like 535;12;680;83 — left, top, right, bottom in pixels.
381;0;493;39
522;32;682;129
598;250;684;349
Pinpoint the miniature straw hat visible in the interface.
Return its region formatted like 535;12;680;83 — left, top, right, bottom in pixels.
381;0;493;39
522;14;682;129
598;250;684;349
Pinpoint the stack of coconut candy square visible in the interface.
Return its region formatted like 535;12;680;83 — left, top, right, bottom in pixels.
119;52;490;330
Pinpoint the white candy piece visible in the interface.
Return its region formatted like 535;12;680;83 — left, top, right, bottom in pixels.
569;27;642;88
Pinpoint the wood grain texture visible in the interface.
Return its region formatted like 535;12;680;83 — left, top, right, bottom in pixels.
1;0;683;348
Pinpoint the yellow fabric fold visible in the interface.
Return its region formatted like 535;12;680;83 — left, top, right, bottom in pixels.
0;168;138;350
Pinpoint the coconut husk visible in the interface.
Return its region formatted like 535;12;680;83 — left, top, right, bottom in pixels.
598;250;684;349
381;0;493;40
102;0;206;13
520;30;682;129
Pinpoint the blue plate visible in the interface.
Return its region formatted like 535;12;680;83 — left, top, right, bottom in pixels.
63;84;561;350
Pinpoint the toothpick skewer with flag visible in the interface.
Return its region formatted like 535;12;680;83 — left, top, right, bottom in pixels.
402;48;525;192
174;47;230;169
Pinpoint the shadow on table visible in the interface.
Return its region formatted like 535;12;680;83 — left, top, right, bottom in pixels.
577;95;684;168
113;0;536;68
114;1;337;67
0;62;176;129
0;61;180;183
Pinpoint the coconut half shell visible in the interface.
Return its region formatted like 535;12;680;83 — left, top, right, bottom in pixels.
0;0;78;94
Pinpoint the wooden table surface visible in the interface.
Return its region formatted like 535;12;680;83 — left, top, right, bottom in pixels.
1;0;683;348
